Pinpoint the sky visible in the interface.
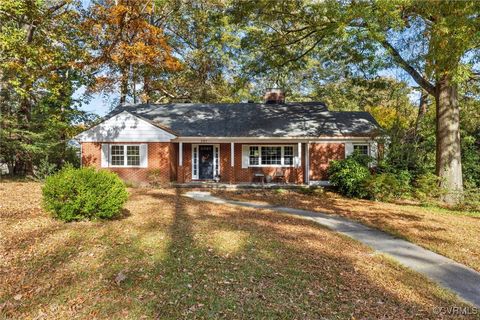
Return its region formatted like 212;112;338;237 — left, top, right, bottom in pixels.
76;88;115;117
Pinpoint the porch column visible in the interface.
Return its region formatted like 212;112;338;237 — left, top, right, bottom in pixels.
230;142;235;183
177;142;184;183
305;142;310;185
179;142;183;166
297;142;302;167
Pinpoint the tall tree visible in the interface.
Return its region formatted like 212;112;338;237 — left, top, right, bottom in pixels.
156;0;243;103
0;0;90;175
233;0;480;203
83;0;181;104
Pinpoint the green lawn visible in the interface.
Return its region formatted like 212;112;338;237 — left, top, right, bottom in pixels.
0;182;476;319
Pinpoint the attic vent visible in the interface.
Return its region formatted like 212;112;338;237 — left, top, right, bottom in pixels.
264;88;285;104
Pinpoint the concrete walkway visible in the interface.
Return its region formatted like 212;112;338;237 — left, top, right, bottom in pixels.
184;191;480;307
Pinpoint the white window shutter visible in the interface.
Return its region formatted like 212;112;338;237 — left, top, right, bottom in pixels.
241;145;249;168
293;144;300;168
345;142;354;158
140;144;148;168
101;144;109;167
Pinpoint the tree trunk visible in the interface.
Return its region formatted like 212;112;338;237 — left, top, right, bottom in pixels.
435;77;463;204
414;90;428;137
119;67;129;105
143;74;151;103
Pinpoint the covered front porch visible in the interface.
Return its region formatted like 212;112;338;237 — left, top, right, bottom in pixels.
174;140;308;185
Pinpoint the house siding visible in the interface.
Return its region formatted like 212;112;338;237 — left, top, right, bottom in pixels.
81;142;173;185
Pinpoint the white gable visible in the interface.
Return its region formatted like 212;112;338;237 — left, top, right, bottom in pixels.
76;111;176;142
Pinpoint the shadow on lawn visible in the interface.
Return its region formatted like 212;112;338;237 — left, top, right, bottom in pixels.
147;190;458;319
1;188;468;319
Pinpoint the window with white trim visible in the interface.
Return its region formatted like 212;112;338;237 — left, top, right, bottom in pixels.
353;144;369;156
284;146;293;165
126;146;140;166
261;146;282;165
111;145;125;166
248;145;295;167
110;145;141;167
249;146;259;165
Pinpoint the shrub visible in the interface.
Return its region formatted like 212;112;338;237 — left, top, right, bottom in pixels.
413;172;445;202
455;188;480;212
364;170;412;201
349;151;374;167
42;166;128;222
328;157;371;198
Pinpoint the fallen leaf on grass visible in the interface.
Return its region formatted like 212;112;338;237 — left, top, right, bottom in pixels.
115;271;127;285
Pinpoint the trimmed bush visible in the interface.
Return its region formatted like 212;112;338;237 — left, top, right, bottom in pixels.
42;166;128;222
328;157;371;198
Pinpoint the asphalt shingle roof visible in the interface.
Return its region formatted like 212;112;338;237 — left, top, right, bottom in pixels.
108;102;380;137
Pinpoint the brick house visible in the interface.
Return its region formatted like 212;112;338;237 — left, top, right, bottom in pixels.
76;91;380;185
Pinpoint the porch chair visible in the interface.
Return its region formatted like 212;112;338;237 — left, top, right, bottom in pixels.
252;168;265;185
273;168;287;184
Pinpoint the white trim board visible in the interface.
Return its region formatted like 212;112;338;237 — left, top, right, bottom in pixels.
174;136;376;143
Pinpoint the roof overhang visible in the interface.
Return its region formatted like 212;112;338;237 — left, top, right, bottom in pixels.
172;136;378;143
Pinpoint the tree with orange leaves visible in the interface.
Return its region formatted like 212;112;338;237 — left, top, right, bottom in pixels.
84;0;181;104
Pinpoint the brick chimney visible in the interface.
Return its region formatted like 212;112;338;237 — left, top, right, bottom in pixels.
264;88;285;104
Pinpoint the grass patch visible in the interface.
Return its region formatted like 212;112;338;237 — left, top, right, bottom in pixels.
0;182;477;319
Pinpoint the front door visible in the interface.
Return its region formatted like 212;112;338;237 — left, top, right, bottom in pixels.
198;145;214;179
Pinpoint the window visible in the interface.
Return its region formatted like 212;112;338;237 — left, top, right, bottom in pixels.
353;144;369;156
249;146;259;165
261;146;282;165
110;145;141;167
111;145;125;166
248;145;295;167
284;146;293;165
126;146;140;166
